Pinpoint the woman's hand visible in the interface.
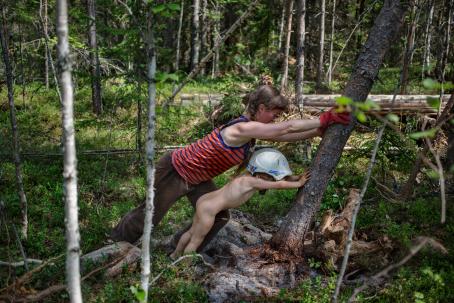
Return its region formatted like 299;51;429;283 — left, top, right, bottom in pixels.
298;171;311;187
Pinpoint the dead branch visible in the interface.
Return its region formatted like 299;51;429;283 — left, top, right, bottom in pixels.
348;237;447;302
0;259;44;267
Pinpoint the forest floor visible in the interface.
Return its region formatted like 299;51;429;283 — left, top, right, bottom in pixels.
0;75;453;302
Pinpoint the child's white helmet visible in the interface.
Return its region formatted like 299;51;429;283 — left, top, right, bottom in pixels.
247;148;292;180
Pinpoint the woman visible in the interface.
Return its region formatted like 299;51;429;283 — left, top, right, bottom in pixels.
110;85;349;249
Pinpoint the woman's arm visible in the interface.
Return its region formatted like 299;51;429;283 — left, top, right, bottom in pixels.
265;128;322;142
249;177;304;190
222;119;320;145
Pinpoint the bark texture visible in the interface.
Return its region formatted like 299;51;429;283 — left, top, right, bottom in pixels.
295;0;306;109
271;0;409;256
316;0;326;90
190;0;201;71
1;6;28;238
140;8;157;301
280;0;294;91
57;0;82;301
87;0;102;115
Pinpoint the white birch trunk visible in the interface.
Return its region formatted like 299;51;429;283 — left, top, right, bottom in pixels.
191;0;201;70
280;0;294;91
422;0;434;79
277;0;286;50
0;6;28;239
316;0;326;89
140;8;157;302
56;0;82;301
295;0;306;109
87;0;102;115
175;0;184;71
327;0;336;85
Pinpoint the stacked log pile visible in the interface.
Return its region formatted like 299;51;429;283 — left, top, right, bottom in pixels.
179;93;449;115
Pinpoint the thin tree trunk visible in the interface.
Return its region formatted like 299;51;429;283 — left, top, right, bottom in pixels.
399;93;454;201
271;0;408;257
88;0;102;115
400;0;418;94
175;0;184;71
42;0;49;89
316;0;326;90
39;0;62;103
165;0;260;105
200;0;208;75
56;0;82;301
280;0;294;91
278;0;286;51
191;0;200;71
0;7;28;239
295;0;306;110
422;0;434;79
327;0;336;85
435;0;452;83
140;7;157;301
212;2;220;78
354;0;366;51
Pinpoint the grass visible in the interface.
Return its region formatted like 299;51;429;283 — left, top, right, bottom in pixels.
1;75;453;302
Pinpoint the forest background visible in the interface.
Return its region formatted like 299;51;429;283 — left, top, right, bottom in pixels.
0;0;453;302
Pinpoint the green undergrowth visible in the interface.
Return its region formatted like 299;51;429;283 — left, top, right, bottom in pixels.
1;80;453;302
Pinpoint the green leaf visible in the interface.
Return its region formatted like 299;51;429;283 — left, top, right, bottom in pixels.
363;99;380;110
130;286;146;302
152;4;167;13
426;169;439;179
335;96;352;106
409;128;437;139
450;119;454;125
426;97;440;109
167;3;180;11
355;111;367;122
386;113;400;123
423;78;438;89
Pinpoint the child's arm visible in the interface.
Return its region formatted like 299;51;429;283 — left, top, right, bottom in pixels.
249;171;310;190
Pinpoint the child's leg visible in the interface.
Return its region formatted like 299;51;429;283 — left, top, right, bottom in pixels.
170;228;193;259
183;205;216;254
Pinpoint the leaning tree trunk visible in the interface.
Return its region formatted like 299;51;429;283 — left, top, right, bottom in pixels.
327;0;336;85
400;0;418;94
140;7;157;302
295;0;306;109
87;0;102;115
316;0;326;91
422;0;434;79
280;0;294;91
271;0;408;257
0;6;28;239
190;0;201;71
57;0;83;301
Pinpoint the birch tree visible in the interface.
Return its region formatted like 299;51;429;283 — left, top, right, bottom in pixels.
41;0;50;89
316;0;326;90
87;0;102;115
191;0;201;70
295;0;306;109
0;5;28;239
271;0;409;256
327;0;336;85
140;5;157;302
280;0;293;91
56;0;83;301
422;0;434;79
175;0;184;71
400;0;418;94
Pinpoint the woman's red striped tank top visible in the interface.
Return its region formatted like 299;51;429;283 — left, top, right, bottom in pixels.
171;116;254;185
